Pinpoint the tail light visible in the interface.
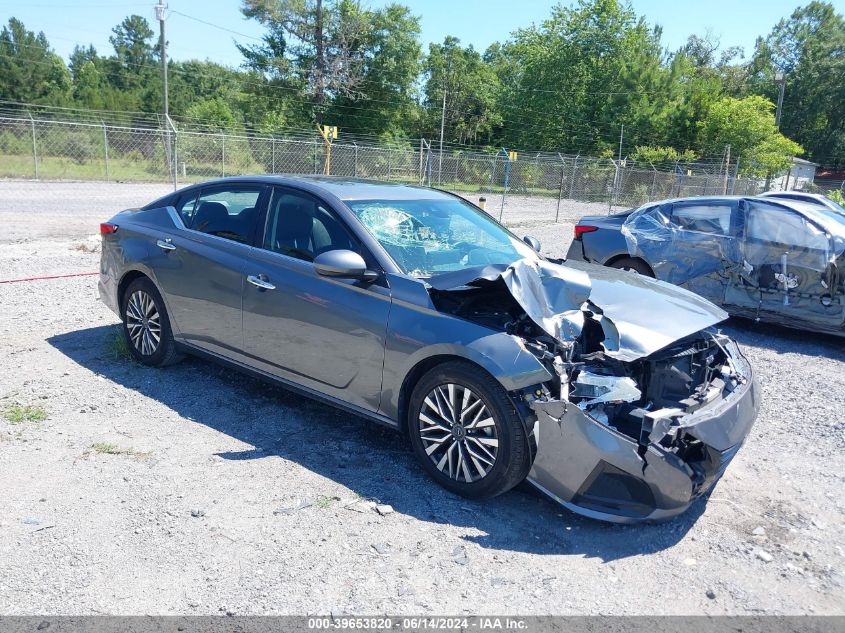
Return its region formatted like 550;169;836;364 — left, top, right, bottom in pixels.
100;223;118;235
574;225;598;239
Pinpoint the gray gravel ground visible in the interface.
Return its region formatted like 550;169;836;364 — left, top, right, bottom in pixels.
1;180;844;615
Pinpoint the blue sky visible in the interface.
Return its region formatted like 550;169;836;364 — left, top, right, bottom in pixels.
1;0;835;67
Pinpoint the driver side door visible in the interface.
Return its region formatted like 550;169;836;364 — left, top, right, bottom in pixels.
241;187;393;413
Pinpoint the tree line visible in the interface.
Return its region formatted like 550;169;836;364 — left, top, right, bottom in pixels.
1;0;843;176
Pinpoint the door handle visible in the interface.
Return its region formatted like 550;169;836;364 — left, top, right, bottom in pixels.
247;274;276;291
156;239;176;251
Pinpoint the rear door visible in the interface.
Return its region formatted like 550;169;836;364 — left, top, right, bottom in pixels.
151;183;268;359
664;199;740;304
241;186;392;413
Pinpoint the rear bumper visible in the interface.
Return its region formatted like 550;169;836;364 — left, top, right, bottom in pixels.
526;347;759;523
565;240;587;261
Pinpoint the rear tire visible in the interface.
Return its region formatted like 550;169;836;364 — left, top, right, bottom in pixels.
609;257;654;277
121;277;182;367
407;361;531;500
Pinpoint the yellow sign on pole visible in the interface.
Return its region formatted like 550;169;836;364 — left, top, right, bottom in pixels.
508;150;518;162
317;124;339;175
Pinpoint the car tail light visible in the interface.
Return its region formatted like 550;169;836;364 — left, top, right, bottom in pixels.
574;225;598;239
100;223;118;235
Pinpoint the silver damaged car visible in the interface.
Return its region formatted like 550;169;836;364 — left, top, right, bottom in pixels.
99;177;759;523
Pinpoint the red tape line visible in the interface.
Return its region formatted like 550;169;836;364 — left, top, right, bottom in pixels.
0;271;99;284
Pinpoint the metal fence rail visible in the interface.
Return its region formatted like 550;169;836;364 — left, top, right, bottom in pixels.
0;114;766;220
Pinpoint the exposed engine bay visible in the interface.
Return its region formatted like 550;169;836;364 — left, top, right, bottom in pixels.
427;257;758;521
430;269;745;449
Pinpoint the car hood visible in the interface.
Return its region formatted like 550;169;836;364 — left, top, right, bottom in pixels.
426;258;728;362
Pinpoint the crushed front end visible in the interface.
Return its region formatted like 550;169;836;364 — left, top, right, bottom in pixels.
427;258;759;523
524;331;758;522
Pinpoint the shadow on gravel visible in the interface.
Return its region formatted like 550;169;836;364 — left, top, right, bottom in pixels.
49;324;704;561
722;316;845;360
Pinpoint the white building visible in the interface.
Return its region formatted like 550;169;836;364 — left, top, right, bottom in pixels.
778;157;818;191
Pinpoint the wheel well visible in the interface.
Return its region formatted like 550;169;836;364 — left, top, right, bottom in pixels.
604;254;655;276
117;270;149;311
397;354;488;435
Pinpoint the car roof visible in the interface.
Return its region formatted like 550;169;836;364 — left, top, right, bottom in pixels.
758;191;827;201
173;175;457;202
640;194;823;215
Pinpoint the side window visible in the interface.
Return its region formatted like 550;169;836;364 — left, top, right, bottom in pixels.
190;186;263;244
670;203;732;235
746;203;828;250
263;189;358;262
175;191;199;226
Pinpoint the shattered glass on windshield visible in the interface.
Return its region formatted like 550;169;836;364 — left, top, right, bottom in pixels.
348;198;536;277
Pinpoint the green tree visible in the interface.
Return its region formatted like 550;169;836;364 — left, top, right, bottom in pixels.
698;95;802;175
630;145;697;165
491;0;665;153
240;0;372;122
184;97;237;130
326;3;423;139
0;18;72;105
751;1;845;164
107;14;156;95
422;36;501;145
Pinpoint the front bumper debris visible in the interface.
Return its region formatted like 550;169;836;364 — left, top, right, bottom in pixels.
526;348;759;523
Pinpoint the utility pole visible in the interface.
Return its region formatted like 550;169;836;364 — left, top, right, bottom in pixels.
618;124;624;163
156;0;168;120
775;71;785;129
156;0;171;180
722;144;731;195
438;85;446;185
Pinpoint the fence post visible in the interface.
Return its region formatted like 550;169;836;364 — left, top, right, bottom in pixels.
555;153;566;222
102;123;110;182
608;159;618;214
731;156;740;194
271;137;275;174
29;114;38;179
353;142;359;177
418;139;424;184
172;124;178;190
649;163;657;200
221;132;226;177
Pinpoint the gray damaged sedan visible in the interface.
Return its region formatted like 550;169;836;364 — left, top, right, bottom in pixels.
99;177;758;523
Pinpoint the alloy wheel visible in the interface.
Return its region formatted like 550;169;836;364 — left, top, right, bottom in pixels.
125;290;161;356
418;383;499;483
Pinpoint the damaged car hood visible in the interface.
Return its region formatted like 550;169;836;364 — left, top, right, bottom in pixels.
426;258;728;362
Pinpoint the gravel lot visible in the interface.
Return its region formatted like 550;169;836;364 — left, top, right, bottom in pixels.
1;180;844;615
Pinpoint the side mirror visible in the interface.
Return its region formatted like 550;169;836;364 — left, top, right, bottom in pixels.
314;249;377;282
523;235;542;253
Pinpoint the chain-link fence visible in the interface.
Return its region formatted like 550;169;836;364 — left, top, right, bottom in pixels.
0;114;766;222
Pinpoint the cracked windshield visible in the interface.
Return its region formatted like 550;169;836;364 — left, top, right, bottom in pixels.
347;198;537;277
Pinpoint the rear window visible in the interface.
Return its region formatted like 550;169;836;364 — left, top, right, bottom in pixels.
189;187;263;244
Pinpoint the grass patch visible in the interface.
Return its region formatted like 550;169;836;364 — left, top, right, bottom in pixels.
72;241;99;253
4;404;48;424
105;326;133;361
89;442;148;458
91;442;124;454
317;495;337;509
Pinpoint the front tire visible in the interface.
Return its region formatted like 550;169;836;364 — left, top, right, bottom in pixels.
122;277;182;367
407;361;532;499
